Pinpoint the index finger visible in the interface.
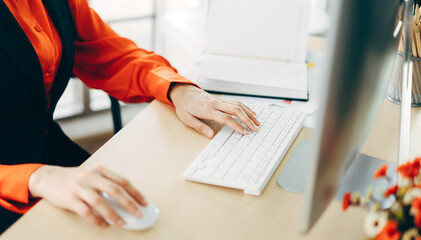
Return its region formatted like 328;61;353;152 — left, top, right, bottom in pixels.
98;167;148;207
215;102;258;131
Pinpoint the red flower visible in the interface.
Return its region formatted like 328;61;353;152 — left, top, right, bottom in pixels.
376;221;401;240
374;165;388;179
397;158;421;179
384;185;399;197
342;192;351;211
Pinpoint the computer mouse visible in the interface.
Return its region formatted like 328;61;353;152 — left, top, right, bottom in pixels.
101;192;159;231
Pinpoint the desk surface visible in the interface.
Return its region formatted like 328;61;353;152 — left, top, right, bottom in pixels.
2;37;421;240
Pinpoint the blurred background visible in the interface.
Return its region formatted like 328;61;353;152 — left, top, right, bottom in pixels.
57;0;329;153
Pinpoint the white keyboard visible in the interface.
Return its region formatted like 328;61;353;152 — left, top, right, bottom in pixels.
183;105;306;196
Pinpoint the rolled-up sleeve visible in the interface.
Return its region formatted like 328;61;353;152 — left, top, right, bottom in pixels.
0;164;43;214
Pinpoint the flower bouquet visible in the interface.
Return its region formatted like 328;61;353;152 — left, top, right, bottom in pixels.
343;157;421;240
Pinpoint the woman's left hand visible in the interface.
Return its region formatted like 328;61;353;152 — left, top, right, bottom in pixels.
169;83;261;139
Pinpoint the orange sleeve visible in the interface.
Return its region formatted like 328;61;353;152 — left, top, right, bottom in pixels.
0;164;44;214
69;0;196;105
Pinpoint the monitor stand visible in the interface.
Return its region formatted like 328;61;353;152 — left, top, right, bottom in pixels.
277;140;397;208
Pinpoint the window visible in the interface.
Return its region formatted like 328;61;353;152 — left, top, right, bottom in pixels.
54;0;156;119
54;0;206;120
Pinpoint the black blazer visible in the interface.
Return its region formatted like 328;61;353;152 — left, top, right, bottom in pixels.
0;0;86;166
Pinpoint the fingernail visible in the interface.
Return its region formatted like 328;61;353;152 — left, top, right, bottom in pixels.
255;119;261;126
206;129;213;138
101;222;108;227
135;209;143;218
117;220;125;226
243;130;249;135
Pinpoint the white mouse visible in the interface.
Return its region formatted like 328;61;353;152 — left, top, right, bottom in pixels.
101;192;159;231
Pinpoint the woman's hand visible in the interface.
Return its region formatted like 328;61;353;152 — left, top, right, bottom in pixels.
169;83;261;138
28;165;147;227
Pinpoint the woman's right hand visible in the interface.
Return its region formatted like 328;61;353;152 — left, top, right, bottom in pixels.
28;164;148;227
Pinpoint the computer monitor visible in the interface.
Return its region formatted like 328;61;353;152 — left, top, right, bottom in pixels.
277;0;402;233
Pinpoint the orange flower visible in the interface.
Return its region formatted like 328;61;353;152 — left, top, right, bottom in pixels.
374;165;388;179
397;158;421;179
342;192;351;211
412;197;421;214
376;221;401;240
413;197;421;210
384;185;399;197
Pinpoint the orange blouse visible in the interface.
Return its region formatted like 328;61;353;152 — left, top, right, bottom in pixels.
0;0;193;214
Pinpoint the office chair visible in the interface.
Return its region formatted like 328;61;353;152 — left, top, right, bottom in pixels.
109;95;123;134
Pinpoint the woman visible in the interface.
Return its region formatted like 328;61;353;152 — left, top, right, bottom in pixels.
0;0;260;232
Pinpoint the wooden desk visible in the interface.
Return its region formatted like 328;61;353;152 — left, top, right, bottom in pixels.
2;37;421;240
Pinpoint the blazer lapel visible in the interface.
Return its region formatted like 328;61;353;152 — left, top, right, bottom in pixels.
0;1;47;109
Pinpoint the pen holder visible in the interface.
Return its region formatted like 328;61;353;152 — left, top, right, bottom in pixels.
386;51;421;107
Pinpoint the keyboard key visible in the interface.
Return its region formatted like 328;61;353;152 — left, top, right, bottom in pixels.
185;167;197;175
238;172;252;184
225;169;241;181
198;166;217;178
213;168;228;179
248;173;261;185
247;160;260;168
194;162;206;169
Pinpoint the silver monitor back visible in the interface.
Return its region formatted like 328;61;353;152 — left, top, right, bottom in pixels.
299;0;401;232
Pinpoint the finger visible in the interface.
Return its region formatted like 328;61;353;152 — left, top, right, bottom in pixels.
80;189;126;227
71;199;108;227
241;103;256;116
97;167;148;207
235;103;260;126
179;112;214;138
221;99;256;116
215;103;258;131
212;111;248;135
220;100;260;126
94;177;143;218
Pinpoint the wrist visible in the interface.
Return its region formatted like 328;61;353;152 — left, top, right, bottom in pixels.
168;83;185;103
28;165;50;199
169;83;197;104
